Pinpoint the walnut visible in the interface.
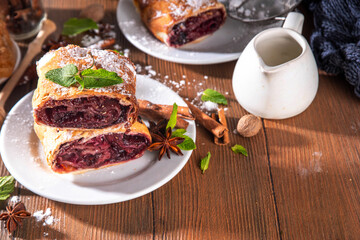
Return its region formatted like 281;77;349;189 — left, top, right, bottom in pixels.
237;114;262;137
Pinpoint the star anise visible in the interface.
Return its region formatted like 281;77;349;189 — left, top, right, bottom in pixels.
148;119;167;135
0;202;31;235
148;126;185;160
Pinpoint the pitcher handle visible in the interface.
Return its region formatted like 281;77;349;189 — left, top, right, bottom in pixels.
282;12;304;34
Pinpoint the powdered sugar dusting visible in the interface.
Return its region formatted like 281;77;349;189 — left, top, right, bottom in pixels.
298;151;323;177
38;45;135;96
10;196;20;204
203;101;218;111
135;63;226;114
168;0;216;18
33;208;59;226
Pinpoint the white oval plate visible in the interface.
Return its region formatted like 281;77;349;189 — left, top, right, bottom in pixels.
0;39;21;84
0;75;195;205
117;0;282;65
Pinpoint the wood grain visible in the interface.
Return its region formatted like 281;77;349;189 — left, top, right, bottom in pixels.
264;75;360;239
148;57;280;239
0;0;359;239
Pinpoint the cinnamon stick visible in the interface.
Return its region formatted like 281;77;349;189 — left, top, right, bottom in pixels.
184;100;228;138
138;99;191;129
138;99;194;120
211;109;230;145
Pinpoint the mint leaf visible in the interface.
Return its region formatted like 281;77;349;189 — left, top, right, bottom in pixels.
178;136;196;151
0;176;15;201
231;144;248;156
200;152;211;174
81;68;123;88
172;129;196;151
75;75;84;90
62;18;98;36
201;89;228;105
166;103;178;130
112;50;124;55
45;64;79;87
172;129;186;135
45;64;124;89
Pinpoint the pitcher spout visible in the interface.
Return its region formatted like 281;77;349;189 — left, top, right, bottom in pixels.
255;30;304;73
259;58;280;73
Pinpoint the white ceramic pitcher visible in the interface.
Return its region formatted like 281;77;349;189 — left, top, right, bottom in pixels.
232;12;318;119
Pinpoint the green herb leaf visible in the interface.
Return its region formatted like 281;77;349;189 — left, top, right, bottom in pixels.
112;49;124;55
201;89;228;105
81;68;123;88
62;18;98;36
172;129;196;151
45;64;124;89
75;75;84;90
231;144;248;157
45;64;79;87
0;176;15;201
200;152;211;174
166;103;178;130
172;129;186;135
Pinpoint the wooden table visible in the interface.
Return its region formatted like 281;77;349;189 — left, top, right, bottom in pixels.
1;0;359;239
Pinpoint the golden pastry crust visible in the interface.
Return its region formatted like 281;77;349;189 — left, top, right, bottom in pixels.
133;0;226;47
34;120;151;174
0;20;15;78
32;45;138;129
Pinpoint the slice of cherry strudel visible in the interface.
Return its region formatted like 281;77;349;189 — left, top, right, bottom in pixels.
33;45;138;129
34;121;151;173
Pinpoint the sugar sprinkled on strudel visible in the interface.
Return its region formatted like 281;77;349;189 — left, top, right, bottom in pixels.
33;45;138;129
33;45;152;174
133;0;227;47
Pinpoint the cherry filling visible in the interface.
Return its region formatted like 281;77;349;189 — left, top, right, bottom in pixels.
35;96;132;129
53;133;150;173
168;9;225;47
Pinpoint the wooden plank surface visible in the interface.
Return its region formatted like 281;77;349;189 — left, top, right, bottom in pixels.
265;75;360;239
0;0;359;239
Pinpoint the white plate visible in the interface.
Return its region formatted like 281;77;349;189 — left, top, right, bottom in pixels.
0;39;21;84
0;75;195;205
117;0;282;65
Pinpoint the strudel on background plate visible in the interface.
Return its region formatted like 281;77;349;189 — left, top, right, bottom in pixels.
33;45;138;129
133;0;227;47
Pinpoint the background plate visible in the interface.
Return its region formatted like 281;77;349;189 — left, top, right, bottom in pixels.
0;75;195;205
0;40;21;84
117;0;282;65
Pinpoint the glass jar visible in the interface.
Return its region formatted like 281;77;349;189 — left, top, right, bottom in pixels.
2;0;46;40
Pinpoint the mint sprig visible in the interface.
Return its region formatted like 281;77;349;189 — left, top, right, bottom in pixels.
81;69;124;88
45;64;79;87
45;64;123;89
231;144;248;157
0;176;15;201
201;89;228;105
172;129;196;151
166;103;178;130
62;18;98;36
200;152;211;174
165;103;196;151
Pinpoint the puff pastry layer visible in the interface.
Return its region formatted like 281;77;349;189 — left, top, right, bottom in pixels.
34;121;151;174
33;45;138;129
133;0;226;47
